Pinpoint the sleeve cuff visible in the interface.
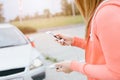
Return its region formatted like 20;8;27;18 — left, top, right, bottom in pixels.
70;60;87;74
71;37;79;46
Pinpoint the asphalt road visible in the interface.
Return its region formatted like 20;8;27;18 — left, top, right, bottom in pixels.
29;24;87;80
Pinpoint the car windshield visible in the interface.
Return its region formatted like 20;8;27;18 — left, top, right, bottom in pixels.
0;27;28;48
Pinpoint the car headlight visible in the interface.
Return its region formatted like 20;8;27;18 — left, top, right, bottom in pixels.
29;58;43;70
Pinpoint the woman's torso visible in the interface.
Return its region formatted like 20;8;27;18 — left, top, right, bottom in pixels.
85;0;120;80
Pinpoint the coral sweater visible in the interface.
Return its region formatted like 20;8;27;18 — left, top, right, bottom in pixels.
70;0;120;80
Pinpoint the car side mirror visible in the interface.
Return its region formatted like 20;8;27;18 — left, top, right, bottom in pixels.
26;36;35;47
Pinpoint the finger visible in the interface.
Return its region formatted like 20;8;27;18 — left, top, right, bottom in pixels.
56;39;65;45
56;65;63;72
55;34;62;37
55;34;66;40
55;39;62;45
55;39;59;42
59;39;64;44
56;67;62;72
56;67;60;72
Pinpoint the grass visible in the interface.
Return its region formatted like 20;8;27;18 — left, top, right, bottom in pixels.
11;15;84;30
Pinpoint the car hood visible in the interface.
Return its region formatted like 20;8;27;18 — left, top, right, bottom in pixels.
0;44;34;71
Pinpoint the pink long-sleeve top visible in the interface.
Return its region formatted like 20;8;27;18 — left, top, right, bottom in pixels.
70;0;120;80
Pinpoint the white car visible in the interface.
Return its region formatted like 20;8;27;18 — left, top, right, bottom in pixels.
0;23;46;80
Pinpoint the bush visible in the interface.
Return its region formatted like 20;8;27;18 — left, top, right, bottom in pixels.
45;56;58;63
18;26;37;34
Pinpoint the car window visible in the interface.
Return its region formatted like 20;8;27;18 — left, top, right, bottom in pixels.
0;27;28;48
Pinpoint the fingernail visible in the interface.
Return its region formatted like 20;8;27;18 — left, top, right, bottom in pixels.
56;67;59;70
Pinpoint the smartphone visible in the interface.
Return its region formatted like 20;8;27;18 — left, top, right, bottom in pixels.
49;64;56;69
46;31;63;41
46;31;69;46
49;64;62;70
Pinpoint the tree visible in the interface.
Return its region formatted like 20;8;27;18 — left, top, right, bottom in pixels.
0;3;5;23
61;0;80;16
43;9;51;18
23;15;31;20
61;0;72;16
74;3;80;15
34;12;40;19
13;16;19;21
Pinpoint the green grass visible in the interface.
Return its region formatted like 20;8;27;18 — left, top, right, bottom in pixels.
11;15;84;30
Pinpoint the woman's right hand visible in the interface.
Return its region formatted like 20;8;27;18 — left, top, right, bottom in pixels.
55;34;73;46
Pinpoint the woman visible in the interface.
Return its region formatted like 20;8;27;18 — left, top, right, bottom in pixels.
54;0;120;80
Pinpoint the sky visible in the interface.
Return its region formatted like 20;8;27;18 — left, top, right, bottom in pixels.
0;0;71;21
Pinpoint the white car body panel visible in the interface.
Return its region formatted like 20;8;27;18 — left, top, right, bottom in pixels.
0;23;46;80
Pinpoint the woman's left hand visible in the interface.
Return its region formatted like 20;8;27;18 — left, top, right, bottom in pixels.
55;61;73;73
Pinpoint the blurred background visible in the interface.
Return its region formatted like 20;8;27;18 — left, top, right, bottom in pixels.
0;0;84;34
0;0;87;80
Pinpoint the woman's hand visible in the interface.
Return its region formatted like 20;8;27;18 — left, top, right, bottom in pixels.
55;34;73;46
55;61;73;73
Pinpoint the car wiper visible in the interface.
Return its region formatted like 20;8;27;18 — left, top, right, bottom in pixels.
0;43;28;48
0;45;17;48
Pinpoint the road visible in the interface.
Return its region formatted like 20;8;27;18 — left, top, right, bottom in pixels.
29;24;87;80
